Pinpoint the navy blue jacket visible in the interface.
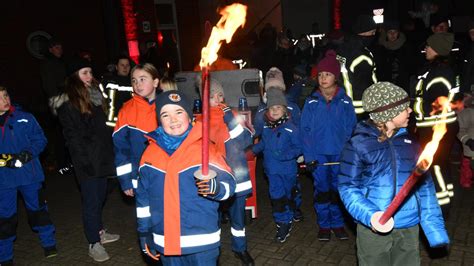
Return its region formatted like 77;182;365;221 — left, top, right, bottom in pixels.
252;119;302;176
338;121;449;247
254;100;301;138
300;88;356;161
0;106;47;189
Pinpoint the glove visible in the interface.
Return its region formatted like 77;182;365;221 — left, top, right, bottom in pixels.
0;154;22;168
139;233;160;261
196;178;219;196
17;151;33;164
220;104;235;124
466;139;474;151
305;160;318;173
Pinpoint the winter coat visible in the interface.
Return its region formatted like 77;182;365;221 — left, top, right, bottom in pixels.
0;106;47;189
136;122;236;255
39;56;66;99
56;95;115;182
300;88;356;162
252;118;302;176
375;32;415;90
100;74;133;127
338;121;449;248
113;95;157;191
337;35;378;114
197;105;253;196
413;59;457;128
457;107;474;157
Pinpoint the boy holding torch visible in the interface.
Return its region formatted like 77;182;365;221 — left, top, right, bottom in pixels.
338;82;449;265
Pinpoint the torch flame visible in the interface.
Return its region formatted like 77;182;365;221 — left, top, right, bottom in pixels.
416;96;449;168
199;3;247;68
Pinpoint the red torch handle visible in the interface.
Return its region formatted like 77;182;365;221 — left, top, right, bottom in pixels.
378;160;429;225
201;67;210;176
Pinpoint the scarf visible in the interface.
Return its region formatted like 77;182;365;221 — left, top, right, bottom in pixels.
265;112;289;129
378;32;406;51
88;87;103;106
155;125;192;155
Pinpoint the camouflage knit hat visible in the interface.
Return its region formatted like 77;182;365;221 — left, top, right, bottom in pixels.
362;82;410;123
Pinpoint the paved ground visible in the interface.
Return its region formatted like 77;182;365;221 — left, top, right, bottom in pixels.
12;159;474;265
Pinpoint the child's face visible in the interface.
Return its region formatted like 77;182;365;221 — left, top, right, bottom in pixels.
268;105;286;120
318;71;336;90
210;92;224;107
78;67;93;87
132;69;159;101
159;104;191;136
0;90;11;115
388;107;412;129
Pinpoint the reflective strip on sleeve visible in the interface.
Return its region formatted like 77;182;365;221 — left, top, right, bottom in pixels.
116;163;132;176
136;206;151;218
231;227;246;237
235;180;252;193
425;77;451;92
221;182;230;200
229;124;244;139
349;55;373;73
153;229;221;248
132;179;138;189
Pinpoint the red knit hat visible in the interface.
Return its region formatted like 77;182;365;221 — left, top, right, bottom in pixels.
317;50;340;79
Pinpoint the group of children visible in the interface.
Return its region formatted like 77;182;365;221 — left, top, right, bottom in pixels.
0;46;460;265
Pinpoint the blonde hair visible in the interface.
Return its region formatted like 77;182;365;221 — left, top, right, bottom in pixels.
370;120;390;143
160;76;177;91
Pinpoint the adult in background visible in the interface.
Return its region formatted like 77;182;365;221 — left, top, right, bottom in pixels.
337;14;378;118
413;32;458;207
100;55;133;127
39;38;71;175
54;57;119;262
375;20;415;91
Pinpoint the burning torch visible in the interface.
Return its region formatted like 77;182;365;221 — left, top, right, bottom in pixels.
194;3;247;181
370;97;449;233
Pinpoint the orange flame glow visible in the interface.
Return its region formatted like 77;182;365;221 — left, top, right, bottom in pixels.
199;3;247;68
417;96;449;168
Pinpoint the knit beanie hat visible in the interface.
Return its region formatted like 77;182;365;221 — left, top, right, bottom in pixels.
266;88;287;108
362;82;410;123
352;14;376;34
317;50;340;79
265;67;286;91
195;76;224;97
155;90;193;119
427;32;454;56
66;57;91;76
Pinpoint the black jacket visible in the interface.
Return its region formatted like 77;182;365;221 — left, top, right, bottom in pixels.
57;97;115;182
39;56;66;98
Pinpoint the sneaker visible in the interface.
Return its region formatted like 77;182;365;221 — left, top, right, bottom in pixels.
44;245;58;258
89;242;110;262
332;227;349;240
234;250;255;266
318;228;331;241
293;209;304;222
275;222;292;243
100;229;120;244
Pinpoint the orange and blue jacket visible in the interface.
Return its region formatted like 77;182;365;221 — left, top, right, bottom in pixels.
136;122;236;255
113;95;157;191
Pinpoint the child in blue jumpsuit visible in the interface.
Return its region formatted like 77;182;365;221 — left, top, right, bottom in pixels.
250;88;302;243
0;86;57;264
300;50;357;241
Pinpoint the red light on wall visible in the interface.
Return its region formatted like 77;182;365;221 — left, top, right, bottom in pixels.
157;31;163;47
333;0;341;30
120;0;139;63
